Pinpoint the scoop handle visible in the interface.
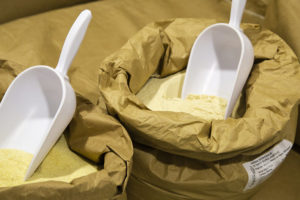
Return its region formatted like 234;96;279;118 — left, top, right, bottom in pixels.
56;9;92;77
229;0;247;30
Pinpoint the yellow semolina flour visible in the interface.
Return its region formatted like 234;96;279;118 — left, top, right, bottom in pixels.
0;149;33;187
0;135;97;187
137;70;227;121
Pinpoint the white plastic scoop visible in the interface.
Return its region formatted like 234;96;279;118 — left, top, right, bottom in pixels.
0;10;92;180
181;0;254;119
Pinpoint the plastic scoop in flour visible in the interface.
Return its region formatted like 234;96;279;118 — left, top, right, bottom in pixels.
0;10;92;180
181;0;254;119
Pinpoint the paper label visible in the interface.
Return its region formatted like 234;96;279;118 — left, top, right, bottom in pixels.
243;139;292;191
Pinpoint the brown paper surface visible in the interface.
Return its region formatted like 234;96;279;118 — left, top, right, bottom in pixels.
264;0;300;58
0;0;95;24
263;0;300;146
251;149;300;199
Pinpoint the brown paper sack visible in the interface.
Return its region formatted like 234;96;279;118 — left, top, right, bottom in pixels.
0;5;133;200
98;18;300;200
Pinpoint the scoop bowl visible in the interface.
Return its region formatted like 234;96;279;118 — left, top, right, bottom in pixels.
0;65;76;179
181;0;254;118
